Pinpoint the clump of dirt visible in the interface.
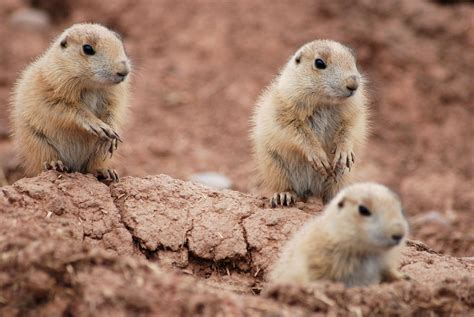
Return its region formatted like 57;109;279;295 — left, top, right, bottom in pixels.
0;239;311;317
0;172;472;316
0;172;313;294
264;276;474;316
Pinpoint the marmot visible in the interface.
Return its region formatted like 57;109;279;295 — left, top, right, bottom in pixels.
267;183;409;287
251;40;368;207
11;23;131;181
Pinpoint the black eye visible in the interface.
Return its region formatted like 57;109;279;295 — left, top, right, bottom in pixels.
338;199;344;208
82;44;95;56
314;58;326;69
358;205;371;217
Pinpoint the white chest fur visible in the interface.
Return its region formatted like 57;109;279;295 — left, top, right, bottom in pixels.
345;255;383;287
309;106;341;145
81;90;104;116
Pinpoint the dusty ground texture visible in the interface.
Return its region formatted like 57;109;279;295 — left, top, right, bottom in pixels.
0;172;473;316
0;0;473;315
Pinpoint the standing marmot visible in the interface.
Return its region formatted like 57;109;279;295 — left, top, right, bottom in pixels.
268;183;409;287
251;40;368;207
11;23;131;181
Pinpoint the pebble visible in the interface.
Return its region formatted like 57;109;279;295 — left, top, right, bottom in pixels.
10;8;50;30
189;172;232;190
411;211;451;227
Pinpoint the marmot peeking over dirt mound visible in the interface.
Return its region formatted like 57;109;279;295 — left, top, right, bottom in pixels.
11;23;131;182
251;40;369;207
268;183;409;287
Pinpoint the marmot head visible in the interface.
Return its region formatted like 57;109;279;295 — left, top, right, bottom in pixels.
325;183;408;253
278;40;362;104
51;23;131;87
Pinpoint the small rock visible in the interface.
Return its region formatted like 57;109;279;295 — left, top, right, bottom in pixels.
189;172;232;190
164;91;191;107
459;257;474;263
411;211;451;227
10;8;50;30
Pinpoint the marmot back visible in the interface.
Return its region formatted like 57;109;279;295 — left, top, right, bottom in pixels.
268;183;409;287
251;40;369;207
11;23;131;181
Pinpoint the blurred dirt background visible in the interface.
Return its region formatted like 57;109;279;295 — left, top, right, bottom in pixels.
0;0;472;261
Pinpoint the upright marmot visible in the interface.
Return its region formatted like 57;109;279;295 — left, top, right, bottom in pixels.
11;23;131;181
268;183;409;287
251;40;368;207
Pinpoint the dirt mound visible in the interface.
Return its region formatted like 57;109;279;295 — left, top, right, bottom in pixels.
0;172;472;316
1;241;310;317
0;172;312;293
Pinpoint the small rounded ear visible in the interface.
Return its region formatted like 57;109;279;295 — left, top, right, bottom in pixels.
337;198;345;208
60;36;68;48
294;51;302;64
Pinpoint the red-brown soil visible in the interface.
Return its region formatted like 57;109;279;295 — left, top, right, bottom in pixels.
0;0;473;315
0;172;472;316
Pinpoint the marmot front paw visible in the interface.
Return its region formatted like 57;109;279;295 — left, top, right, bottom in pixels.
97;138;120;158
86;121;122;143
307;151;333;176
332;143;355;175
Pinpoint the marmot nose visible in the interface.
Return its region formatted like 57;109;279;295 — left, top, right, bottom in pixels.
117;71;128;78
116;70;129;78
391;234;403;244
346;75;359;92
116;61;130;78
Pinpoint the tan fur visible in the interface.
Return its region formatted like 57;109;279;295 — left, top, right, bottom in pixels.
251;40;369;206
268;183;409;287
10;23;131;180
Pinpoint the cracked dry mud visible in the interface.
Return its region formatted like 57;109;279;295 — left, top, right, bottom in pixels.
0;172;472;316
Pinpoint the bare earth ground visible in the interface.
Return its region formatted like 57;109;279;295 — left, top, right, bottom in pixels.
1;172;473;316
0;0;473;315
